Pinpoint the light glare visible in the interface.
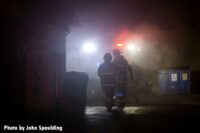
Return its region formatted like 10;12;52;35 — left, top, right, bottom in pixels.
117;43;123;47
137;47;141;52
127;44;136;51
82;42;96;53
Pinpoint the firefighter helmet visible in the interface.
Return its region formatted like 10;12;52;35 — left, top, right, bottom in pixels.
112;49;121;57
103;53;112;62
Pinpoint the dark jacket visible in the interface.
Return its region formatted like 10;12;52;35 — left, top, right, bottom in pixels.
112;56;133;82
98;62;118;87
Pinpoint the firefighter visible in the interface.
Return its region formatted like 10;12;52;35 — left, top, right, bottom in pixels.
98;53;119;111
112;49;133;108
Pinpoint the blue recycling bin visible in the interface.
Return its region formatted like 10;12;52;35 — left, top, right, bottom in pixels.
158;67;190;95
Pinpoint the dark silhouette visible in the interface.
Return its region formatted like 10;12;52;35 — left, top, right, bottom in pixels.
98;53;119;111
60;71;88;115
112;49;133;108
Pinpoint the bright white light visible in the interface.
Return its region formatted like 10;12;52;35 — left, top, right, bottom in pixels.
137;47;141;52
127;44;136;51
82;42;96;53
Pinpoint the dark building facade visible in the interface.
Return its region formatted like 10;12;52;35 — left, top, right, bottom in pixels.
1;0;74;112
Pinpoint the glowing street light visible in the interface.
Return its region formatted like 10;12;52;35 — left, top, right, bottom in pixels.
127;44;136;51
82;42;96;54
127;42;142;53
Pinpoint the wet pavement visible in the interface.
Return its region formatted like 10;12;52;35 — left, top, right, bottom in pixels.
84;106;200;133
2;106;200;133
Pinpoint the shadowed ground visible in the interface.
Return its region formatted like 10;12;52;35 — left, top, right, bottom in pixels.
2;105;200;133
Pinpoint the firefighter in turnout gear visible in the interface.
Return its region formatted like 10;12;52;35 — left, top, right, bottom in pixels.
98;53;119;111
112;49;133;108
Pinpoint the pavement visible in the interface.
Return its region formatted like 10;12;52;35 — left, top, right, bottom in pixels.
128;94;200;106
85;106;200;133
2;105;200;133
88;94;200;106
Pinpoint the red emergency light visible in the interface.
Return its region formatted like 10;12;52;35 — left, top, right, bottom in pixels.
117;43;124;47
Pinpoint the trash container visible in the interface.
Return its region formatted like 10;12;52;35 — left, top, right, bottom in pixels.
59;71;88;114
158;67;190;95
